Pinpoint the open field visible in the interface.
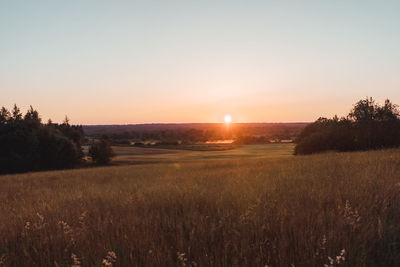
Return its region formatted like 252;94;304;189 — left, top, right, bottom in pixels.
1;148;400;266
111;143;295;165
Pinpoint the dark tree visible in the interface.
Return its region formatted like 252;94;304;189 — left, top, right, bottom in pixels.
11;104;22;121
295;98;400;155
0;105;84;174
24;106;41;128
88;138;115;164
348;97;377;122
0;107;10;124
375;99;399;121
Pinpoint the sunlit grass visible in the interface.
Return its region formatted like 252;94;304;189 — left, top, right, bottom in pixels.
1;149;400;266
112;143;295;165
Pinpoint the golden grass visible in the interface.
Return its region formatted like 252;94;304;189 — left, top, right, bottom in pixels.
1;149;400;266
111;143;294;165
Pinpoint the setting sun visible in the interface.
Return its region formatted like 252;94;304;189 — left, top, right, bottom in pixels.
224;114;232;123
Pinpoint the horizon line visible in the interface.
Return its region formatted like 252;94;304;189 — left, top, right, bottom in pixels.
81;121;312;126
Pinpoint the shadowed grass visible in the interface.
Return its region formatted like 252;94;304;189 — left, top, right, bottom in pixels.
1;149;400;266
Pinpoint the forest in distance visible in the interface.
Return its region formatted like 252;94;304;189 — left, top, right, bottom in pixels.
83;122;306;146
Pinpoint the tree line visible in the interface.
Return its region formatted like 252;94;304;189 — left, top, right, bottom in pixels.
295;98;400;154
0;105;113;174
92;126;298;146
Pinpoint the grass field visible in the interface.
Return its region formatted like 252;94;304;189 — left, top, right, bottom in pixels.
111;143;294;165
1;147;400;266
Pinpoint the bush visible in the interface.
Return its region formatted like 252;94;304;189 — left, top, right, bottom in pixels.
88;139;115;164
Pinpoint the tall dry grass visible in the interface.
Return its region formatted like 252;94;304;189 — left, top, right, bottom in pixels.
1;149;400;266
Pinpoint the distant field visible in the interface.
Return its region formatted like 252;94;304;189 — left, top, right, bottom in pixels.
111;143;295;165
1;148;400;266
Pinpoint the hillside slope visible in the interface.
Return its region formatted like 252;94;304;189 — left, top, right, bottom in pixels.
1;149;400;266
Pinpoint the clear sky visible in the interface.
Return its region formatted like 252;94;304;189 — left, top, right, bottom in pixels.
1;1;400;124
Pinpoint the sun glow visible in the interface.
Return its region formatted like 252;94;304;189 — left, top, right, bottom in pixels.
224;114;232;124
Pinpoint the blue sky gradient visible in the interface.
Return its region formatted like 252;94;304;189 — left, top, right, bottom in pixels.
1;1;399;124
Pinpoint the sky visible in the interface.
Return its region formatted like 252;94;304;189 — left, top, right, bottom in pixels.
1;1;400;124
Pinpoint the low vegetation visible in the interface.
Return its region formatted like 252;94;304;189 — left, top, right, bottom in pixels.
1;149;399;266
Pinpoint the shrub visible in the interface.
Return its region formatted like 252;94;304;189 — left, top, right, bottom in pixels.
88;139;115;164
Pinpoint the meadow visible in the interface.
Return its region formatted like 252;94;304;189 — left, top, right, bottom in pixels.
110;143;295;165
1;147;400;266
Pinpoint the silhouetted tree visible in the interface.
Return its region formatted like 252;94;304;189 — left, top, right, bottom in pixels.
375;99;399;121
349;97;377;122
295;97;400;155
63;115;70;125
24;106;41;128
0;105;84;174
0;107;10;124
11;104;22;121
89;138;115;164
